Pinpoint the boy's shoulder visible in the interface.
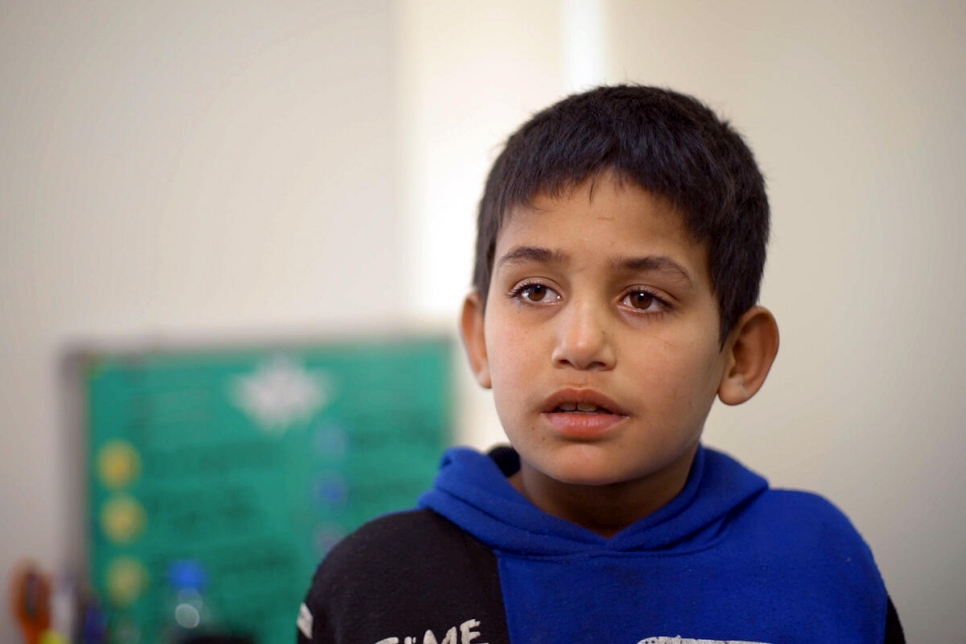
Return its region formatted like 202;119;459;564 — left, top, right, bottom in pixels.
740;485;874;550
722;483;887;602
696;449;880;566
753;486;857;522
299;509;511;643
700;447;871;545
313;508;485;577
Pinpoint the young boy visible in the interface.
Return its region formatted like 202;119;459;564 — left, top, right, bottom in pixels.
297;85;904;643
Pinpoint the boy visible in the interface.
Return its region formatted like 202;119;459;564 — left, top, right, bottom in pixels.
298;85;903;643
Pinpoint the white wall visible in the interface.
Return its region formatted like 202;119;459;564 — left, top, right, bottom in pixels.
2;1;963;641
0;2;400;641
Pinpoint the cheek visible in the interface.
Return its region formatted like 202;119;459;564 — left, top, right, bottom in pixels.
483;324;521;392
485;312;540;371
638;333;723;401
682;346;727;409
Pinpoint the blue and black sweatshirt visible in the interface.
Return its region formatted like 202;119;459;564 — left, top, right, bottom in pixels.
298;445;903;643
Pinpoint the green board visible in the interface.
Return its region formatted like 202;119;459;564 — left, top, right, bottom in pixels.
82;336;453;643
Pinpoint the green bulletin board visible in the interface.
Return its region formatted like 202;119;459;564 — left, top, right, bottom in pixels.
82;336;453;643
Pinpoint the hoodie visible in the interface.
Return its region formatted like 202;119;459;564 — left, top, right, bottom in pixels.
419;445;889;643
298;445;898;644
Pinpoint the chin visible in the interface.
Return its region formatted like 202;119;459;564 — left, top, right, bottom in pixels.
540;455;639;487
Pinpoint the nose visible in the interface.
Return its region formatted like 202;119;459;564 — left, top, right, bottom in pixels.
551;299;616;371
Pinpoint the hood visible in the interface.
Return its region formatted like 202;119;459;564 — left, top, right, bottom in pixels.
418;444;768;557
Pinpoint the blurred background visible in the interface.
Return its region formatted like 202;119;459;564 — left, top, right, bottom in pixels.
1;0;964;641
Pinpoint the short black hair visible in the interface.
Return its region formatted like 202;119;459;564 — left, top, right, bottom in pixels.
472;85;769;345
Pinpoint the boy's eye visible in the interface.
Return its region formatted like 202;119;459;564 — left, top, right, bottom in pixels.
513;283;560;303
622;290;663;311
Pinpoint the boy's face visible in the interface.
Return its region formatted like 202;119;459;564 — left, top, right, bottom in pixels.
464;172;730;495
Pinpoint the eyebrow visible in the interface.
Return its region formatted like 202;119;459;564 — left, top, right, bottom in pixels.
611;255;694;285
495;246;566;269
496;246;694;285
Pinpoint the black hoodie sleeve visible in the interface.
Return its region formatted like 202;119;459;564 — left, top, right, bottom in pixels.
297;509;510;644
884;594;905;643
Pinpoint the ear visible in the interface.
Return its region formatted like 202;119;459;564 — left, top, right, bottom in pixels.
460;290;492;389
718;306;780;406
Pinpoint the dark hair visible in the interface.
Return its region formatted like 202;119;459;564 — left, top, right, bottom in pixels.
472;85;769;345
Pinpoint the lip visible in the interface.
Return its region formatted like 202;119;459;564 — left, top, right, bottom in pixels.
542;388;628;415
541;388;629;439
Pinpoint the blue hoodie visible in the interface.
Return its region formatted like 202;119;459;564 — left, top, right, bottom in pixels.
418;445;890;643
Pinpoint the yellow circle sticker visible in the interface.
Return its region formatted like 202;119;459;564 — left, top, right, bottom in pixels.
105;556;148;607
97;440;142;490
100;495;146;545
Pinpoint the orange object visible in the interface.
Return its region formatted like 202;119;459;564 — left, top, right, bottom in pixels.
10;562;51;644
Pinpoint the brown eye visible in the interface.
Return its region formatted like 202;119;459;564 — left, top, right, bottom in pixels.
512;282;560;304
628;291;655;309
524;285;549;301
622;289;669;313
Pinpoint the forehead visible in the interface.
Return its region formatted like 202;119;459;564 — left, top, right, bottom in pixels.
495;174;708;275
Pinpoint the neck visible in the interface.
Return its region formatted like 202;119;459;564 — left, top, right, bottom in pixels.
510;445;698;538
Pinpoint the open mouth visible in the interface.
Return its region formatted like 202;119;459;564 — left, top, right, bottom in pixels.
552;402;614;414
543;388;626;418
542;390;626;438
